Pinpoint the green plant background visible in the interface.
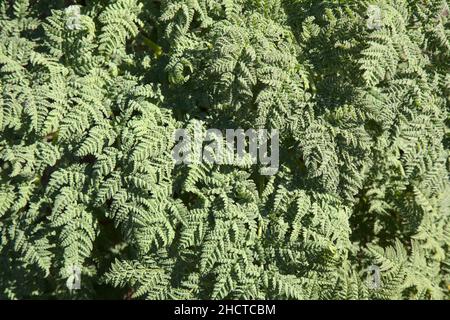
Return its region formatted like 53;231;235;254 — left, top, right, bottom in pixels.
0;0;449;299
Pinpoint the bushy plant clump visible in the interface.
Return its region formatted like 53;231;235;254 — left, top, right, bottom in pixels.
0;0;449;299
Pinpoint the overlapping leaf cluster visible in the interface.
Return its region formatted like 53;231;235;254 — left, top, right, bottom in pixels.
0;0;449;299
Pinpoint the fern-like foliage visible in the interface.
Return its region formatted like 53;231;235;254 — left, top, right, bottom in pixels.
0;0;449;300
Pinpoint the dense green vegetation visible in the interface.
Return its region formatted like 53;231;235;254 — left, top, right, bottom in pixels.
0;0;449;299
